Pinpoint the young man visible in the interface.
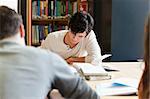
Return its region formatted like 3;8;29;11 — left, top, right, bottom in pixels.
41;12;101;64
0;6;99;99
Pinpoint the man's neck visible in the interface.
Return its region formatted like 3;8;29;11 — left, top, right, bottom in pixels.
1;33;25;46
64;32;77;48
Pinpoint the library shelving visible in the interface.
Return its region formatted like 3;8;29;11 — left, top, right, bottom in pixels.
26;0;89;46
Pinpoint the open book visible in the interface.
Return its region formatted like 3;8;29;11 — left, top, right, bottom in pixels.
96;78;139;96
71;63;110;80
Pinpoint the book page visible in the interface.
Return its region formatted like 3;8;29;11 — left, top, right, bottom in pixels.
72;63;108;76
96;77;138;96
112;78;139;88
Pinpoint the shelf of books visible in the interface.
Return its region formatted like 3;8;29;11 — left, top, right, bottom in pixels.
26;0;88;46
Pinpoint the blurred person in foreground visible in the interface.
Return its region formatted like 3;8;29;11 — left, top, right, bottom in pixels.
138;15;150;99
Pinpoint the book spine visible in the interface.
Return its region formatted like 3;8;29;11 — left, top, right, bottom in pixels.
66;0;69;15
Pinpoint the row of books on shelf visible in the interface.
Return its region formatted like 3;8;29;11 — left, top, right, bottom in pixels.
32;0;78;19
31;25;68;45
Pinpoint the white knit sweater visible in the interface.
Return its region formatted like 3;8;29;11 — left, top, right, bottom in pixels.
41;30;101;63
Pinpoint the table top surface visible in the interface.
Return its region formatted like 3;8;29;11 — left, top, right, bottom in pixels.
87;62;144;99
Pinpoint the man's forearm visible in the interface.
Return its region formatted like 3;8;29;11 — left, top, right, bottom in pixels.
72;57;85;62
66;57;85;64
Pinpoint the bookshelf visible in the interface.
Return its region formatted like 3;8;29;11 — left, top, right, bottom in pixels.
26;0;89;46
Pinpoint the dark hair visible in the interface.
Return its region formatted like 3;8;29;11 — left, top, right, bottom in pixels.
87;12;94;33
138;15;149;99
0;6;22;40
69;11;94;35
144;16;149;74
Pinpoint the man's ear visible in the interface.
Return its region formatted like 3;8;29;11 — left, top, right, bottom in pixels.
19;24;25;38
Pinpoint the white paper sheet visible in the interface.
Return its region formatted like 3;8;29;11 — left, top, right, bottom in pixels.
96;77;138;96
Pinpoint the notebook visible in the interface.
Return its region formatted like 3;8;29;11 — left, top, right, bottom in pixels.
96;78;138;96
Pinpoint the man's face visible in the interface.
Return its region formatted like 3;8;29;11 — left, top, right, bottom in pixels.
68;31;87;45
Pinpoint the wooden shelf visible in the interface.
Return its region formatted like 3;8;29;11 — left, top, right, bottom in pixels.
32;43;41;47
32;0;46;1
32;0;77;2
59;0;77;2
32;18;69;25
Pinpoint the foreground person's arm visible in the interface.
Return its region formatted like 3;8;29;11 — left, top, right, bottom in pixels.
50;54;100;99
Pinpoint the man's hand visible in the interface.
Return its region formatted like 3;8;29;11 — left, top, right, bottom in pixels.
65;57;74;65
65;57;85;65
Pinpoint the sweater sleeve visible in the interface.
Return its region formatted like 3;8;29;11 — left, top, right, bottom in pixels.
84;30;102;63
40;33;53;50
